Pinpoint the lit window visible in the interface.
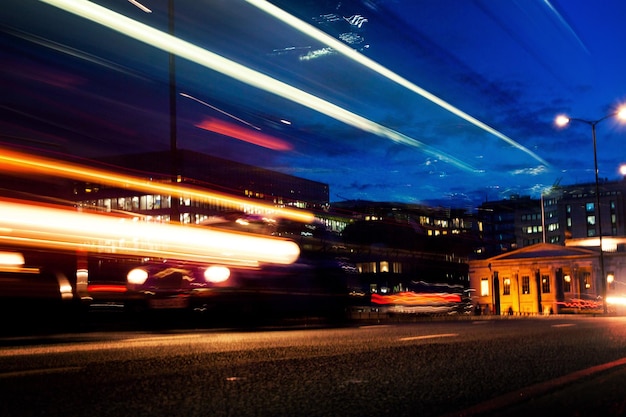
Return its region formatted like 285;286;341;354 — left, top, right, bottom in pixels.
522;276;530;294
480;278;489;296
563;275;571;292
541;275;550;293
502;278;510;295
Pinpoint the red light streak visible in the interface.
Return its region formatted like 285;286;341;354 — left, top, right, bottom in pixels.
557;299;602;309
88;284;127;293
196;118;293;151
371;292;462;306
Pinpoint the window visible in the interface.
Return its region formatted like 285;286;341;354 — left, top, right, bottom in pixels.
586;202;595;212
522;276;530;294
358;262;377;273
502;278;511;295
563;275;572;292
583;272;592;290
480;278;489;296
587;214;597;237
541;274;550;293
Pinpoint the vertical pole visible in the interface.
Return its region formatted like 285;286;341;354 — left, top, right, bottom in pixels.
169;0;179;223
592;123;607;313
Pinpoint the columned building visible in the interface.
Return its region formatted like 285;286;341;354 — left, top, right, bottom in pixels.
470;242;626;315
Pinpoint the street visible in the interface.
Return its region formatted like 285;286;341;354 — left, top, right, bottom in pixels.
2;316;626;416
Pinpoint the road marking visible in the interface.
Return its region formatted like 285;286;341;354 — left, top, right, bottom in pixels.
443;356;626;417
551;323;576;328
399;333;458;341
0;366;83;379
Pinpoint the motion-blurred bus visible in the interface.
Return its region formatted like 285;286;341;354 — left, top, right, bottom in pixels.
78;213;351;324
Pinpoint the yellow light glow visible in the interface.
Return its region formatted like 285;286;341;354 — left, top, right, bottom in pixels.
555;115;570;127
0;251;25;266
0;198;300;266
204;265;230;283
0;147;314;224
606;296;626;306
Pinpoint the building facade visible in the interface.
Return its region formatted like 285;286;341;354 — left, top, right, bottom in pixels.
477;179;626;257
73;149;330;225
469;242;626;315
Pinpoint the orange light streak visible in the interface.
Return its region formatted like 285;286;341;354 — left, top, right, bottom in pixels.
196;118;292;151
0;147;313;223
0;198;300;266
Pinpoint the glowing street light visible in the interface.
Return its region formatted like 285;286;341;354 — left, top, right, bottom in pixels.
555;105;626;314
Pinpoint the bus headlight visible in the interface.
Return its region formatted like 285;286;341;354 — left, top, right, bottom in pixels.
127;268;149;285
204;265;230;283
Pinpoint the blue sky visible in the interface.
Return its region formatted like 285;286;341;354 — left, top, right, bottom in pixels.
2;0;626;209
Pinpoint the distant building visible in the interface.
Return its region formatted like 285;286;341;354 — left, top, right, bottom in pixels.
477;179;626;257
477;195;543;256
543;179;626;242
331;200;479;237
73;149;330;224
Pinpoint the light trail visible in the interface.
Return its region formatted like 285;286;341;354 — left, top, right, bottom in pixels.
39;0;477;172
0;197;301;266
247;0;550;168
180;92;262;131
0;147;314;223
196;118;292;151
398;333;458;341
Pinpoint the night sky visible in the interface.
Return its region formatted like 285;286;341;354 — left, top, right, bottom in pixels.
2;0;626;209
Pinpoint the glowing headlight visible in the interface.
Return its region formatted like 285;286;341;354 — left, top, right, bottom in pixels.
204;265;230;283
0;251;24;266
127;268;149;285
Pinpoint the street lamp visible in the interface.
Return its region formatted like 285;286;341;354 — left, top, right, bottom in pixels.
555;106;626;314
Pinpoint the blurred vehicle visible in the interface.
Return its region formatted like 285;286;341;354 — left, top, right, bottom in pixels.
0;247;79;332
79;213;351;324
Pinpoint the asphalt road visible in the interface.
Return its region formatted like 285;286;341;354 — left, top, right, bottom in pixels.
2;316;626;416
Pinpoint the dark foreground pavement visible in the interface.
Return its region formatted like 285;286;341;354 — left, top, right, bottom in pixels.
448;358;626;417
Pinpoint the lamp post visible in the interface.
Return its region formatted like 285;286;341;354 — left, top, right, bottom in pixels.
555;107;626;314
131;0;179;222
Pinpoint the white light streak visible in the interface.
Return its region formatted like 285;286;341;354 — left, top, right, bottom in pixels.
180;92;261;130
247;0;550;168
39;0;476;172
128;0;151;13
